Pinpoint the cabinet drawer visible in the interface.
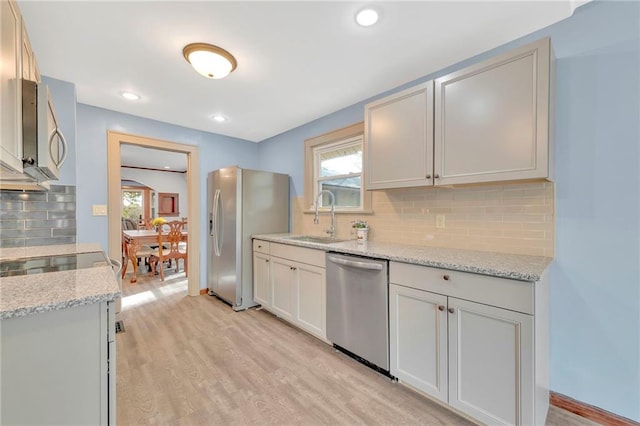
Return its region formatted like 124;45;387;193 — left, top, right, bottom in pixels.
390;262;534;314
253;239;270;255
271;243;325;268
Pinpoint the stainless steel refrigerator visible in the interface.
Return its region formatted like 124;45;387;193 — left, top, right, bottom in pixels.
207;166;289;310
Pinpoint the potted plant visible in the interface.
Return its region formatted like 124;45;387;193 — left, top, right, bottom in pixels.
351;220;369;241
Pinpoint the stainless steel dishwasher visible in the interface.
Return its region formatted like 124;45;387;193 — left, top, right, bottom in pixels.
326;252;389;373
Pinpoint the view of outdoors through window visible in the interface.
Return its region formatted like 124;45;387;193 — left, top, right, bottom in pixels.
122;190;143;220
316;137;363;208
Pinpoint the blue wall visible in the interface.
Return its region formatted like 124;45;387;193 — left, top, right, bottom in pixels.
257;1;640;421
76;104;259;289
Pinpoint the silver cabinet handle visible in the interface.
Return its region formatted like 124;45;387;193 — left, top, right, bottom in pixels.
327;255;383;271
426;174;431;179
443;274;450;281
434;174;440;179
49;127;68;167
448;307;455;314
438;305;445;311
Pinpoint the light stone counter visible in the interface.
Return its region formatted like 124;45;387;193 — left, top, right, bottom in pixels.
0;244;121;320
254;234;552;282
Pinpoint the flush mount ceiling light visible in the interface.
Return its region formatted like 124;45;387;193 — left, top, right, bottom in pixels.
120;91;140;101
355;8;379;27
183;43;237;79
210;114;228;123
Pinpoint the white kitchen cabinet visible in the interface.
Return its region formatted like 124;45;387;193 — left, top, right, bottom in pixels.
434;38;553;185
270;255;296;322
294;262;325;338
389;261;548;426
0;0;23;173
253;251;271;307
21;18;40;82
364;82;433;189
364;38;553;190
448;297;534;425
1;301;115;425
389;283;447;403
253;241;327;341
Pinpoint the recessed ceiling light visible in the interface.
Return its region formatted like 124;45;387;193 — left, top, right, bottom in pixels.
210;114;228;123
121;91;140;101
164;166;171;169
356;8;379;27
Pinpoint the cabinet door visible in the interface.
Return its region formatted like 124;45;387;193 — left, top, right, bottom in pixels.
253;252;271;308
0;0;23;172
448;297;534;426
21;20;33;80
389;284;448;403
365;81;434;190
270;257;295;321
295;262;326;339
434;38;551;185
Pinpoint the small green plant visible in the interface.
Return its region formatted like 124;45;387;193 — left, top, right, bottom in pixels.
351;220;368;229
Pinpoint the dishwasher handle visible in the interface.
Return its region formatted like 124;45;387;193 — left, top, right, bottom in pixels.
327;255;383;271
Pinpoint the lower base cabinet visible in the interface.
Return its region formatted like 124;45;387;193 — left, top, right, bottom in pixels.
1;301;115;425
390;262;548;426
253;240;327;341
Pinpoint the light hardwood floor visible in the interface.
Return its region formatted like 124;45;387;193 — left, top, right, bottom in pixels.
116;271;600;425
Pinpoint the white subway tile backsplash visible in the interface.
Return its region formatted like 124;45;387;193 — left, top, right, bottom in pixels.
294;182;555;257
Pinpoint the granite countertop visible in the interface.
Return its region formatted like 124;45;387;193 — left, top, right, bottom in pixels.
254;234;553;282
0;244;121;320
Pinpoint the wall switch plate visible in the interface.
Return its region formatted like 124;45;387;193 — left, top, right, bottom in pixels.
436;215;446;229
92;205;108;216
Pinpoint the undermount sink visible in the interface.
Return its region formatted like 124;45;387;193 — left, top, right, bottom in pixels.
285;235;347;244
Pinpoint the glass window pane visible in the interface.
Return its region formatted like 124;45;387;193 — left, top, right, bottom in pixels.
319;146;362;178
320;177;361;208
122;190;143;220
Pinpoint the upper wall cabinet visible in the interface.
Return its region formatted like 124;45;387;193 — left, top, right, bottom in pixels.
364;38;554;190
0;0;23;173
434;38;553;185
365;82;434;190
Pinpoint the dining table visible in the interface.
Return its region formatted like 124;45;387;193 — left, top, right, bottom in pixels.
122;229;188;283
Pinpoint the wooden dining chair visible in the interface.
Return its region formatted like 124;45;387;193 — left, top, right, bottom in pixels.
149;220;187;281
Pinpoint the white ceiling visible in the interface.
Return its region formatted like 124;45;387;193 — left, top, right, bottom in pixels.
19;1;583;143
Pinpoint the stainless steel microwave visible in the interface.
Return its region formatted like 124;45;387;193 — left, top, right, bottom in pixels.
22;80;67;181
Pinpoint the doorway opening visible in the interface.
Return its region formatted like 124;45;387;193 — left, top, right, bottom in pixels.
106;131;200;299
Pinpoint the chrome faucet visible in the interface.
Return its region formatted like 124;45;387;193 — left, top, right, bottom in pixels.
314;190;336;238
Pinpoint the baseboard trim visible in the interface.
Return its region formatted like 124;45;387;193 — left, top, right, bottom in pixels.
550;391;639;426
200;288;208;295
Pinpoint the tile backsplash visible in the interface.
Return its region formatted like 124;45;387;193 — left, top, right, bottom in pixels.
0;185;77;248
293;182;554;257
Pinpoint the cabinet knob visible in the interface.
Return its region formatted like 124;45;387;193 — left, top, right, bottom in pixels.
434;174;440;179
426;174;431;179
448;307;455;314
438;305;445;311
290;266;297;271
258;245;262;248
266;259;269;263
442;274;450;281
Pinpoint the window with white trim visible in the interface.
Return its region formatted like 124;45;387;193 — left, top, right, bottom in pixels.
304;122;371;213
314;136;363;209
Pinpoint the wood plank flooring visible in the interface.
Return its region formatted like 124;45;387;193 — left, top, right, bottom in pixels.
116;272;601;425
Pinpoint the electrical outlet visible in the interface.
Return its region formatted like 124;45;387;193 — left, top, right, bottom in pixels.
436;215;446;229
92;205;108;216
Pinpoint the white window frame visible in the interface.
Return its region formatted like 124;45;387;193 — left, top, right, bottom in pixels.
304;122;371;214
313;136;363;210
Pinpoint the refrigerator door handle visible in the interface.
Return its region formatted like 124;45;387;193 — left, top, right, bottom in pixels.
212;189;221;256
216;189;224;254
